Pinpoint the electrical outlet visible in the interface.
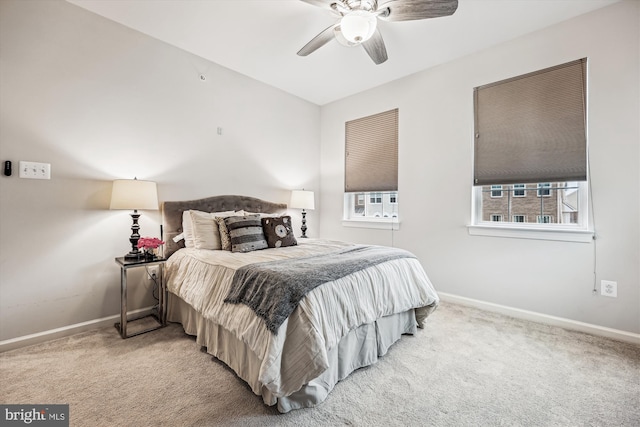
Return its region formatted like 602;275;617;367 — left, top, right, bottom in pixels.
19;161;51;179
601;280;617;298
148;266;159;281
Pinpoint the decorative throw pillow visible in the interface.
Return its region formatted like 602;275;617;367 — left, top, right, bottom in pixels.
261;216;297;248
215;216;232;251
224;214;268;253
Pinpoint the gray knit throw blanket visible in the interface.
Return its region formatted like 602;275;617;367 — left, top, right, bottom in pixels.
224;245;416;334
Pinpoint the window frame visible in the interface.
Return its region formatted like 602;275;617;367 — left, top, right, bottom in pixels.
343;109;399;229
470;59;592;243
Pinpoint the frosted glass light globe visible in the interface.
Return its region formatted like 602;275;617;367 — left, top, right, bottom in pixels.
340;10;377;44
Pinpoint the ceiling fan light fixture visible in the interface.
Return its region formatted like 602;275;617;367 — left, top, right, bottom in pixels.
340;10;377;44
298;0;458;64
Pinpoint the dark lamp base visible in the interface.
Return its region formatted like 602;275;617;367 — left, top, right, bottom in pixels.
124;210;143;261
300;209;309;238
124;251;143;260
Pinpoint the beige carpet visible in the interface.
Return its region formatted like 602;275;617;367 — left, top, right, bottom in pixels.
1;302;638;426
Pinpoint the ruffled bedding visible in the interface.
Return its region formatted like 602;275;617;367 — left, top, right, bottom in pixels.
165;239;439;403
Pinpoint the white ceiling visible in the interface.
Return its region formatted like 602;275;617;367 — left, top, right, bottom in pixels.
67;0;619;105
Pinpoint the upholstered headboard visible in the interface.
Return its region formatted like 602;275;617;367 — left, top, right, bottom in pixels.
161;195;288;258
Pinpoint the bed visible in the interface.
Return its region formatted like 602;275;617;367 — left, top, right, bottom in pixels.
162;195;439;413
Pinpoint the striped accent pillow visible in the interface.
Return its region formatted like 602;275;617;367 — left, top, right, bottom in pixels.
224;214;268;253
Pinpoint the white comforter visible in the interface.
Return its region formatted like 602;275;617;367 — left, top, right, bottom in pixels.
165;239;439;399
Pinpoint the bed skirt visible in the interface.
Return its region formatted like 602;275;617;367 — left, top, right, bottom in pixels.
167;292;418;412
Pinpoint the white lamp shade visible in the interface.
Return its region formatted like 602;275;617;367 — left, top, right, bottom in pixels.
340;10;377;44
110;179;159;210
290;190;315;210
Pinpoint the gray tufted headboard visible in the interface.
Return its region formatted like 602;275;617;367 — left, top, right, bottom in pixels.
161;195;288;258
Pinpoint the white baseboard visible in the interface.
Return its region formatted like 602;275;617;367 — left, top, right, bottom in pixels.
0;307;155;353
3;297;638;352
438;292;640;345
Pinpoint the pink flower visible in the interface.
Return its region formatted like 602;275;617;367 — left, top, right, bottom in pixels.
137;237;165;249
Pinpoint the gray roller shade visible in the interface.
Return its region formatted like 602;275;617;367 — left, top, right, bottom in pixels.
474;58;587;186
345;108;398;192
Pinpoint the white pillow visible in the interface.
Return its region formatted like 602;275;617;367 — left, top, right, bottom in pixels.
182;211;195;248
182;210;236;249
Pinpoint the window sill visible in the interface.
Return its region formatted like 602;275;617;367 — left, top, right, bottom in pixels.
342;218;400;230
467;224;594;243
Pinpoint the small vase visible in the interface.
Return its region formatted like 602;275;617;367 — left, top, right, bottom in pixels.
144;249;156;261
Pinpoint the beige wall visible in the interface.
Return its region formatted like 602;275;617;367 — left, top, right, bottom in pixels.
0;0;320;342
319;1;640;334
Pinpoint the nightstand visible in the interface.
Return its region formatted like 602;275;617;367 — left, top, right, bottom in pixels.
114;256;167;338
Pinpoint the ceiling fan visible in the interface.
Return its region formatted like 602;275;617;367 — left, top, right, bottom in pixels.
297;0;459;65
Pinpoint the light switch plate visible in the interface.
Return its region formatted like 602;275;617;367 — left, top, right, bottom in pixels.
19;161;51;179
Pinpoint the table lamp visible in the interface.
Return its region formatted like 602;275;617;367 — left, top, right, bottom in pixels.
110;178;159;259
290;190;315;238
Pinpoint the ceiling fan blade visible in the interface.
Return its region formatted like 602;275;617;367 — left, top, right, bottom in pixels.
362;29;388;65
378;0;458;22
297;24;338;56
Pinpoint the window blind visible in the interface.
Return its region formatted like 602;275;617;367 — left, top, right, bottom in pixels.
345;108;398;193
473;58;587;186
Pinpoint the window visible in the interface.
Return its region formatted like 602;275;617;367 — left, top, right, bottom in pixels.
537;183;551;197
344;109;399;226
470;59;591;242
345;192;398;220
537;215;552;223
477;182;583;226
513;184;526;197
491;214;503;222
